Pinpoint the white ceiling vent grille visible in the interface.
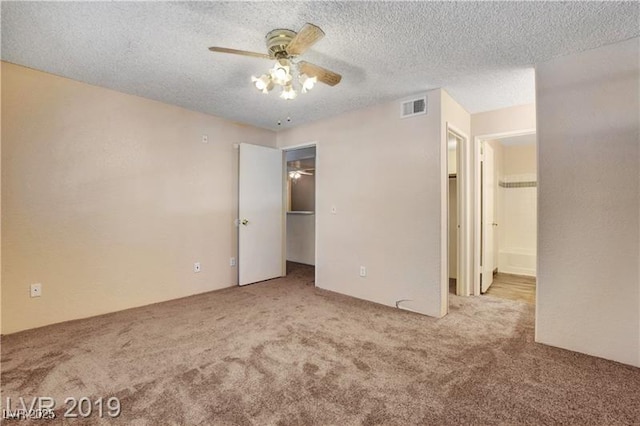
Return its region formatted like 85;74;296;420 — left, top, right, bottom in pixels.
401;97;427;118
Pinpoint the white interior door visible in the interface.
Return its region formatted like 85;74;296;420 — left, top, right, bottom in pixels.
239;143;283;286
481;142;495;292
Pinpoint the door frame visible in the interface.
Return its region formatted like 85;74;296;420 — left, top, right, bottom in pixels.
445;124;471;307
473;129;536;296
281;141;318;285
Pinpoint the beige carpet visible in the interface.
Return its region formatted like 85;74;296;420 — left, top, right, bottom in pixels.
2;263;639;425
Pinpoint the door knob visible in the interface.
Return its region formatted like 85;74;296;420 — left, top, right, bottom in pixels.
241;219;249;226
492;222;498;227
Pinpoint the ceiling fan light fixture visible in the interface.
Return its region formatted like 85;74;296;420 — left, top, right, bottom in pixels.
280;84;297;100
251;74;273;93
299;73;317;93
270;59;293;85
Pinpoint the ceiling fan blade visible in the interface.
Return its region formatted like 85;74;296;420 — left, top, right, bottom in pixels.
286;23;325;56
298;61;342;86
208;47;271;59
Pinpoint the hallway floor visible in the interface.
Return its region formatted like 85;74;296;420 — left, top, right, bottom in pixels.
449;273;536;305
486;273;536;304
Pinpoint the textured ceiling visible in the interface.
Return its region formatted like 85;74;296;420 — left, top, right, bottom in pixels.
2;2;638;130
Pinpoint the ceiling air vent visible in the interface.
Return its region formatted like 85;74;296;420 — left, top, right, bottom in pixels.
401;97;427;118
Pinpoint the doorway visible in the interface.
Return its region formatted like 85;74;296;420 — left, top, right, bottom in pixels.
446;125;471;308
284;145;317;282
476;133;537;304
448;131;461;296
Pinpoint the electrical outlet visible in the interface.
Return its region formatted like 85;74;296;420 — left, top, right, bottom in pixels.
230;257;236;267
30;283;42;298
194;262;201;273
202;134;208;143
359;266;366;277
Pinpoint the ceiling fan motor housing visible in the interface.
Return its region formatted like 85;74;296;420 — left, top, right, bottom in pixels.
266;29;296;58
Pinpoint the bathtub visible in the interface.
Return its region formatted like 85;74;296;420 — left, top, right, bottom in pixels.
498;248;536;277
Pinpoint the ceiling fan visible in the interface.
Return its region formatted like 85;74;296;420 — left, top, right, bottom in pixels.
287;160;314;180
209;23;342;100
288;169;313;180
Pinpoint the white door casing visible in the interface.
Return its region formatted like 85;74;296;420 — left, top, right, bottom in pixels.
238;143;284;286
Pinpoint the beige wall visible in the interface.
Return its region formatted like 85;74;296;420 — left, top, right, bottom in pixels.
447;149;457;174
503;144;536;176
286;214;315;265
290;174;315;212
471;104;536;138
536;37;639;367
278;90;452;316
1;62;276;334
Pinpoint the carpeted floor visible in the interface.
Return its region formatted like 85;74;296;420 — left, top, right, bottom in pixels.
2;262;639;425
